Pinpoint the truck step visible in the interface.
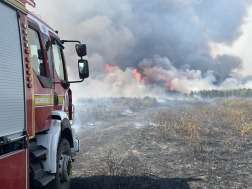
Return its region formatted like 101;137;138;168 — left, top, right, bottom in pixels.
30;145;48;159
31;148;48;158
33;174;55;187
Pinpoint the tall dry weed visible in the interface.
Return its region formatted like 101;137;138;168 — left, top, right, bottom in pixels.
151;108;209;154
96;148;153;189
225;98;252;146
173;109;208;154
151;110;171;141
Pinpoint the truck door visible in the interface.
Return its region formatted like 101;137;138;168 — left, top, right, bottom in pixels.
28;21;53;132
50;34;69;116
0;1;28;189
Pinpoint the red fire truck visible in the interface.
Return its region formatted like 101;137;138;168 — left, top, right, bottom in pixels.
0;0;88;188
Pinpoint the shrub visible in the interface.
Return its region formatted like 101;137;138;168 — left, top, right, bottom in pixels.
151;110;171;141
142;97;157;107
173;109;208;154
128;101;138;112
95;148;153;189
112;106;123;115
225;98;252;146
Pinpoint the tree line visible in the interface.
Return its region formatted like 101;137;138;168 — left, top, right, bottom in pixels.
165;88;252;98
190;88;252;98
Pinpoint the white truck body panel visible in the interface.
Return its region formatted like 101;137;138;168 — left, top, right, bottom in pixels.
36;111;79;173
36;119;61;173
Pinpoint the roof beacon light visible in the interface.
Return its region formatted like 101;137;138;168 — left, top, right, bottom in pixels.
30;11;41;19
25;0;36;8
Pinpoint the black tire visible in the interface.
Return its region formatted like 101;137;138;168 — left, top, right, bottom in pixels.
56;138;71;189
41;138;72;189
45;139;72;189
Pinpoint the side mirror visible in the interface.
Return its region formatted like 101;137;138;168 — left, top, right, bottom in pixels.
78;59;89;79
75;44;87;57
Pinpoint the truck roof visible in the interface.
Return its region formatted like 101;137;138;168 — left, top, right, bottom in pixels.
27;9;59;38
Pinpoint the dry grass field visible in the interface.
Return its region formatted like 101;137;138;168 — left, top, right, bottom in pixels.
70;98;252;189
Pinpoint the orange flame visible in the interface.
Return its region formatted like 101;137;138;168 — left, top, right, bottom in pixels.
105;64;112;71
167;81;173;90
132;69;141;83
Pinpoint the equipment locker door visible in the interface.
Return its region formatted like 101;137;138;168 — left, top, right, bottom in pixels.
0;0;25;142
0;1;27;189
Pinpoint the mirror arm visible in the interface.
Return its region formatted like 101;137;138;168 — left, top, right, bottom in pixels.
61;40;81;44
65;79;84;84
52;37;65;49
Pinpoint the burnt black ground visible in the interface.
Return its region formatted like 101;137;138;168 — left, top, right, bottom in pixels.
71;102;252;189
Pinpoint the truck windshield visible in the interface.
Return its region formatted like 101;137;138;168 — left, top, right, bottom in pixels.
52;44;65;81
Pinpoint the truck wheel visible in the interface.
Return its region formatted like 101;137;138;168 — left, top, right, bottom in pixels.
56;139;72;189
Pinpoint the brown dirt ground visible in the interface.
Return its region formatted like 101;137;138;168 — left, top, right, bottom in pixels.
71;102;252;189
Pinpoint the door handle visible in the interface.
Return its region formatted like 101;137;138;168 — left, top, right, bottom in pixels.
54;95;59;105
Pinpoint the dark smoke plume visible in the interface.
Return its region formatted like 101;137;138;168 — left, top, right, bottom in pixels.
28;0;252;98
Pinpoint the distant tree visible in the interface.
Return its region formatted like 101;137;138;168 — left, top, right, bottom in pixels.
195;88;252;98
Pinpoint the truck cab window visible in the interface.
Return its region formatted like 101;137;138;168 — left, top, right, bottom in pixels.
28;28;45;76
43;34;53;78
52;43;65;81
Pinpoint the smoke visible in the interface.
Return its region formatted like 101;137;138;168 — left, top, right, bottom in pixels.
139;55;216;93
215;55;243;79
28;0;252;98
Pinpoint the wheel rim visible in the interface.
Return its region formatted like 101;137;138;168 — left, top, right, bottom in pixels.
59;151;72;183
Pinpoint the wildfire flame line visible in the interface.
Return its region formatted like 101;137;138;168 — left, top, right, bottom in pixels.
132;69;141;83
105;64;142;83
167;81;173;90
105;64;112;71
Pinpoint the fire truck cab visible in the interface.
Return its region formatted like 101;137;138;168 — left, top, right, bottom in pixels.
0;0;88;188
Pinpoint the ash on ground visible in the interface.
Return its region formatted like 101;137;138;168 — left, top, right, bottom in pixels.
71;97;252;189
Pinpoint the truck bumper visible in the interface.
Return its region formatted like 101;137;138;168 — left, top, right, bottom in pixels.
71;138;79;159
71;128;79;160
